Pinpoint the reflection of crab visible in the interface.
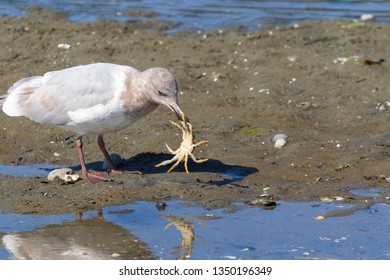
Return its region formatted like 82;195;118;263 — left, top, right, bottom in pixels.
155;120;208;173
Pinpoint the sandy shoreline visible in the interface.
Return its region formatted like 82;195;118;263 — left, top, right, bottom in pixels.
0;7;389;214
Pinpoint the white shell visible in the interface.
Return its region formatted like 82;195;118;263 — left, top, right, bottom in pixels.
360;14;374;21
272;133;288;143
274;138;287;149
47;168;79;183
102;153;124;170
57;43;71;50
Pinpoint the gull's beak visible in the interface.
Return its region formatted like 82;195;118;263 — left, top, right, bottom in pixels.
169;103;188;122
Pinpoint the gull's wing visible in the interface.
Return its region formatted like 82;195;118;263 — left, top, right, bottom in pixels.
2;63;137;126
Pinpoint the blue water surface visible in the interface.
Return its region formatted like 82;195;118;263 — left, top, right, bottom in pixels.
1;1;389;31
1;200;389;260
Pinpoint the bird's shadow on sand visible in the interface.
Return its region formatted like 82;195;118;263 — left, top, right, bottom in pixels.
74;152;258;187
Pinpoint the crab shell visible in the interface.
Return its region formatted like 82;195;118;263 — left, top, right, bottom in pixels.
47;168;80;183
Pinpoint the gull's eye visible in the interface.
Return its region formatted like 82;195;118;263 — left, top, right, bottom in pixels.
158;90;168;97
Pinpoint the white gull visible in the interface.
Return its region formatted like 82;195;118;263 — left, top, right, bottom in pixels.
0;63;185;183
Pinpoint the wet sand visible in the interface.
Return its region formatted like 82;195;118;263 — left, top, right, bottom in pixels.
0;7;389;214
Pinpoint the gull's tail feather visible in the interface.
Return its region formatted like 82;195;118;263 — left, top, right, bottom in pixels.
2;76;42;117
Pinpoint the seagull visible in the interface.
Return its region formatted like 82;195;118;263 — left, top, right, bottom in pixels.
0;63;186;183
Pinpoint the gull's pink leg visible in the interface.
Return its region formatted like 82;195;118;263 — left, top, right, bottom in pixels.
97;135;142;174
76;136;111;183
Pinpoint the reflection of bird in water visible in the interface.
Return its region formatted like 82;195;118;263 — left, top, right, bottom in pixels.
2;211;155;260
160;214;195;260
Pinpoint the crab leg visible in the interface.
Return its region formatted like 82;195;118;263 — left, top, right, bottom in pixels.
192;140;208;147
165;143;179;154
170;121;185;132
167;153;186;173
190;154;208;164
184;154;189;173
155;153;181;167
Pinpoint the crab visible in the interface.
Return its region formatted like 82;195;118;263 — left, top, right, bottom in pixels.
155;120;208;173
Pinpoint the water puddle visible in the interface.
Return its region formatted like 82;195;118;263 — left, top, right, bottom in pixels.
0;164;61;178
1;164;389;259
1;199;390;260
350;188;382;197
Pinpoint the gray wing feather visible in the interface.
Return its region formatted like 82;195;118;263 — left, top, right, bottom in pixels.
5;63;133;125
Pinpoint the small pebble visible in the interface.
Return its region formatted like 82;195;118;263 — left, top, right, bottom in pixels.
156;201;167;211
320;197;333;203
274;138;287;149
315;215;326;220
360;14;374;21
320;196;344;202
272;133;288;143
102;153;124;170
246;198;277;209
377;103;386;111
57;43;71;50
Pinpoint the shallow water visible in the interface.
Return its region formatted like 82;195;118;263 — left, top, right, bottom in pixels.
1;199;389;260
1;1;390;31
1;164;389;259
0;164;61;178
349;188;382;197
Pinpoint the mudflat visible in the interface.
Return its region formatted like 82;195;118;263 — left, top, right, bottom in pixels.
0;8;389;214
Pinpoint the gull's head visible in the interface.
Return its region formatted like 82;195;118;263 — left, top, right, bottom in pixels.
143;67;186;121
